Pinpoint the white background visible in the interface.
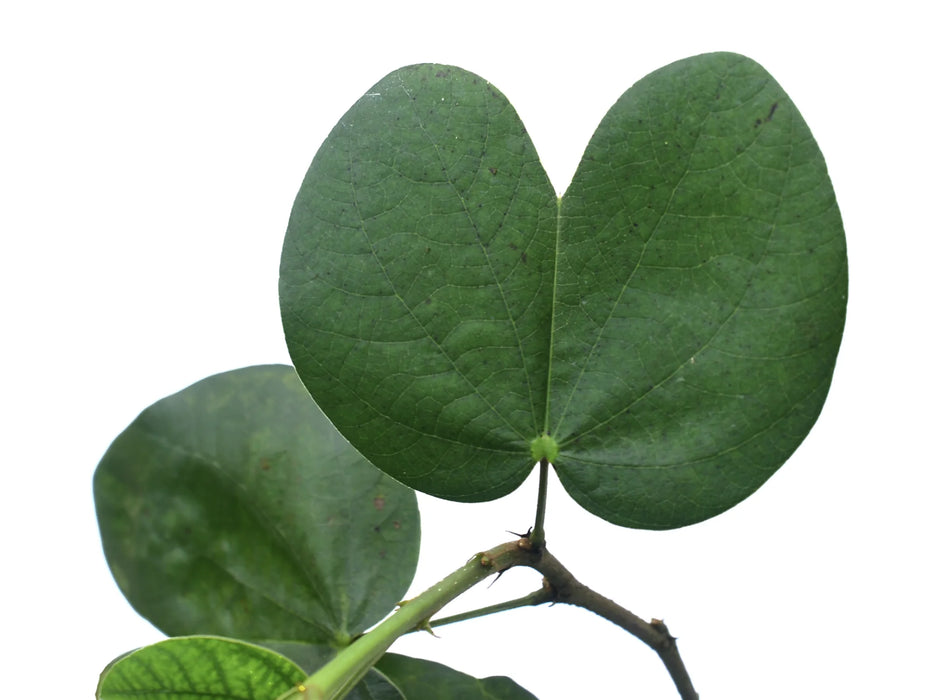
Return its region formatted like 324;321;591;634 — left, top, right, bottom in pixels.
2;2;929;698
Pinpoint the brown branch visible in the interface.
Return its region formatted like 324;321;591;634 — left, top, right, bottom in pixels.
514;539;699;700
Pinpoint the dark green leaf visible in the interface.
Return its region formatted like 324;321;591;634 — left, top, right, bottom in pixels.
352;670;406;700
94;365;420;642
96;636;305;700
550;53;847;527
280;63;555;502
280;53;846;528
377;653;538;700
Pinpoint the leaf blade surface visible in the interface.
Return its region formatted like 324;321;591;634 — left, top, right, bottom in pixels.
280;64;557;501
377;653;538;700
94;365;420;641
280;53;847;528
551;52;847;527
96;636;305;700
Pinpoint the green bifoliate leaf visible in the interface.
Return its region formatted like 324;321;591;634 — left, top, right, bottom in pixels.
94;365;420;643
96;636;305;700
377;653;538;700
281;53;846;529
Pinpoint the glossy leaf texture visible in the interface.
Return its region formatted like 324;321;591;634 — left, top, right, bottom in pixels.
96;636;305;700
377;654;539;700
280;53;847;528
94;365;420;643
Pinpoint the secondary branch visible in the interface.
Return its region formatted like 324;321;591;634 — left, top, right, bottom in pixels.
282;536;697;700
529;546;699;700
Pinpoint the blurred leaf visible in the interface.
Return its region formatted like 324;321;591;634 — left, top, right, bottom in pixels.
377;653;538;700
94;365;420;642
280;53;846;528
96;636;304;700
351;670;406;700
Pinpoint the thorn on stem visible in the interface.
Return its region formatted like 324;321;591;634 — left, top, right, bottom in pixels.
488;565;512;587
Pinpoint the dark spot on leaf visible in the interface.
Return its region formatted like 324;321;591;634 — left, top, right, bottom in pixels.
489;167;498;175
508;242;518;250
767;102;778;121
435;69;450;78
425;297;432;305
374;525;381;533
521;252;528;264
260;458;271;471
373;496;385;510
393;520;401;529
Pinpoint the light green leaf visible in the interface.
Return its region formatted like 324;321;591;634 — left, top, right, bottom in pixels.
280;53;846;528
94;365;420;642
96;636;305;700
377;653;538;700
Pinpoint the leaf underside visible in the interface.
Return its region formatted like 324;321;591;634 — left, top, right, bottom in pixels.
280;53;847;529
96;636;306;700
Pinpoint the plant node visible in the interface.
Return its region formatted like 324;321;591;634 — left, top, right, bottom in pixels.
529;433;558;463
